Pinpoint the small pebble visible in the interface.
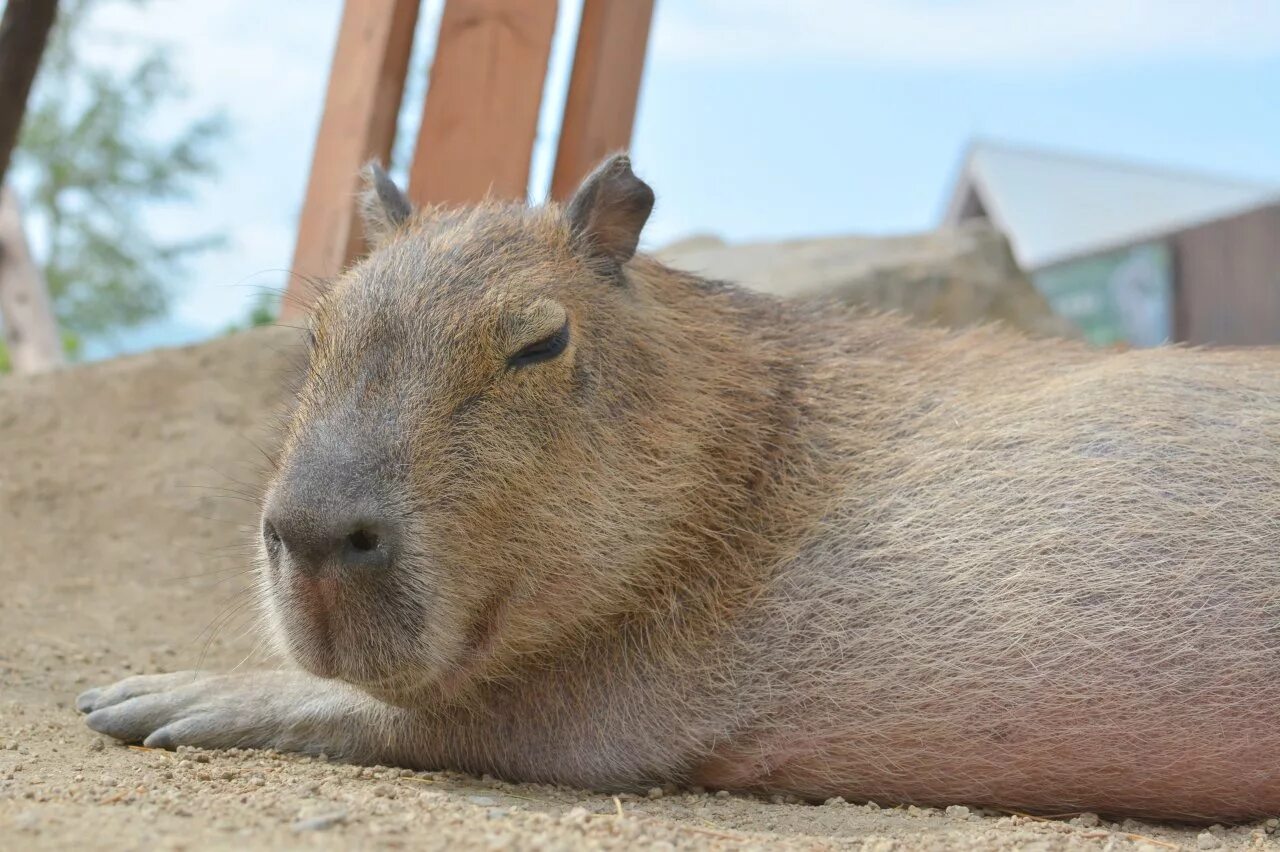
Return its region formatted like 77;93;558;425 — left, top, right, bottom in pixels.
647;787;665;799
467;795;499;807
292;809;348;832
945;805;971;819
1197;831;1222;850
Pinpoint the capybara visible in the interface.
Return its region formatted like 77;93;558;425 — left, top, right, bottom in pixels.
79;155;1280;821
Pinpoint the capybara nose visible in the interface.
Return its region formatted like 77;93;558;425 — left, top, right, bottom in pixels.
262;510;393;576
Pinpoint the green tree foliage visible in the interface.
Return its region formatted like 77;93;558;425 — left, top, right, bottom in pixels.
223;289;280;335
14;0;227;344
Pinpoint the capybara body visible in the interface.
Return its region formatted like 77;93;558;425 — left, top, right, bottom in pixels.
80;157;1280;821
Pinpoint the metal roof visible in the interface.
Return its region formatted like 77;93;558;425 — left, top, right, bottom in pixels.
942;140;1279;270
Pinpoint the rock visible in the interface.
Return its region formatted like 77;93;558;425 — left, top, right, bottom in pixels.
945;805;971;819
658;223;1079;341
292;809;348;832
1196;831;1222;849
12;811;39;832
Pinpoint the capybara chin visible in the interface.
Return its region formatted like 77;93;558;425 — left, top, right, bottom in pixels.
78;155;1280;822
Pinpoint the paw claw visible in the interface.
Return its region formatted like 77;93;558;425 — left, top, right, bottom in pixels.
143;726;176;750
84;707;135;742
75;688;101;714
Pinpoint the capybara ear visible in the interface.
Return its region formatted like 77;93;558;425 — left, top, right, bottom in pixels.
566;153;655;265
359;160;413;244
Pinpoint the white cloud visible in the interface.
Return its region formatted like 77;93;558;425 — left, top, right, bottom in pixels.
652;0;1280;69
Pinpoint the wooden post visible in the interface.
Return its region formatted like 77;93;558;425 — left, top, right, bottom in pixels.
0;0;59;190
0;186;63;373
407;0;558;206
283;0;420;321
549;0;653;200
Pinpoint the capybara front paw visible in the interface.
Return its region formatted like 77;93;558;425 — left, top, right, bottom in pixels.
78;671;277;751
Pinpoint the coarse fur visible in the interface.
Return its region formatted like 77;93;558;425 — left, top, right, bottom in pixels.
80;156;1280;822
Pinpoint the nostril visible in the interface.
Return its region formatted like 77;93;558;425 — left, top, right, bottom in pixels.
346;528;379;553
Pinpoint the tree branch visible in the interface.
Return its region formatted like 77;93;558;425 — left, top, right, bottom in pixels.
0;0;60;188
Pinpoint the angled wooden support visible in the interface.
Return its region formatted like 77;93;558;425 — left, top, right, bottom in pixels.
407;0;559;206
285;0;654;320
284;0;420;321
550;0;653;201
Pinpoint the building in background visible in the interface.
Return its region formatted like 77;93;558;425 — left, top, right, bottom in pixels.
943;141;1280;347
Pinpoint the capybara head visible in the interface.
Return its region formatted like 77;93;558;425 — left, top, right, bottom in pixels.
258;156;757;700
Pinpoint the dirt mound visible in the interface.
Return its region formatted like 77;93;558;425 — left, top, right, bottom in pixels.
0;325;1264;849
659;223;1080;340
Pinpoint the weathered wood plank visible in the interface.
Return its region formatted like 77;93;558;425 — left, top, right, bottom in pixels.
407;0;558;206
1174;204;1280;345
549;0;653;200
284;0;420;320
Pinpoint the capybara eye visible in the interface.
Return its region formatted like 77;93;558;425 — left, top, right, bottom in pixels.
508;319;570;369
262;519;283;556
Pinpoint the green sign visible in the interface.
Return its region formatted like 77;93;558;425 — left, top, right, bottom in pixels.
1033;242;1173;347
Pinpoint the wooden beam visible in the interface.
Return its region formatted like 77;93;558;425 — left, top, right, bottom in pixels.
407;0;558;206
549;0;653;201
0;186;63;373
284;0;420;321
0;0;59;189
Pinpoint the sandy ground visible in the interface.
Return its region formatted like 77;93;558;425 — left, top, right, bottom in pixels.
0;325;1274;851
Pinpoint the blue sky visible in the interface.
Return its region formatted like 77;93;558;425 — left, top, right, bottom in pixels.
66;0;1280;355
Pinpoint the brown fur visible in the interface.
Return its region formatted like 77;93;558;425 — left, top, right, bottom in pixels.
82;158;1280;822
